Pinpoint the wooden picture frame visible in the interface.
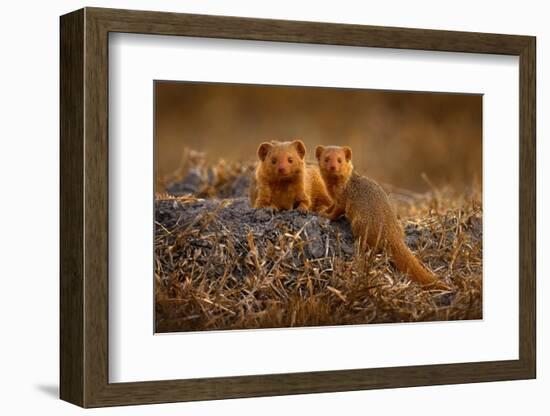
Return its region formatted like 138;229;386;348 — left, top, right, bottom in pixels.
60;7;536;408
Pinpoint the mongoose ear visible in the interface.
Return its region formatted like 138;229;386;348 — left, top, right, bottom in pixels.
343;146;352;161
257;142;273;161
292;140;306;159
315;146;325;161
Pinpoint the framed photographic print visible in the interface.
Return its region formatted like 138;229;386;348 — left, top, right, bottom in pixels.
60;7;536;408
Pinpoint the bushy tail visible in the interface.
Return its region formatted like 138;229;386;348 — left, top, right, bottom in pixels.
388;238;438;285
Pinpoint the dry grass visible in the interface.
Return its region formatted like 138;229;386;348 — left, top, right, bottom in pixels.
155;151;482;333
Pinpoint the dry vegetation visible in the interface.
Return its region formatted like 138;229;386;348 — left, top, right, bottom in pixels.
155;150;482;333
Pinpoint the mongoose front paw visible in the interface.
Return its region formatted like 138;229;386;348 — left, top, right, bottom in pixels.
320;206;333;216
297;203;309;213
326;211;343;221
254;199;272;209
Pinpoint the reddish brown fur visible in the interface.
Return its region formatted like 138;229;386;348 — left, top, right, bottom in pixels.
316;145;439;286
250;140;331;212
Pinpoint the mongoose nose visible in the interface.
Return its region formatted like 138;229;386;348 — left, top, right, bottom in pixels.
278;166;287;174
330;166;337;172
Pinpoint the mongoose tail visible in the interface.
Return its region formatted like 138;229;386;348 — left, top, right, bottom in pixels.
388;238;438;285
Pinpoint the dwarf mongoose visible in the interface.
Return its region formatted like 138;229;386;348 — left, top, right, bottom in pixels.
315;145;439;285
249;140;332;212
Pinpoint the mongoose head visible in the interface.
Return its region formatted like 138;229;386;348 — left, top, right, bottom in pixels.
257;140;307;179
315;145;353;178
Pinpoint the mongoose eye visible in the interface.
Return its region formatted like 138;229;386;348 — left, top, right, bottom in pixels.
271;158;277;164
288;157;293;163
325;157;329;163
337;158;342;163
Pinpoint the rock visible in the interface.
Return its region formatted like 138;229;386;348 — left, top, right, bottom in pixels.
467;215;482;240
166;168;204;195
404;225;422;249
166;170;253;199
218;173;252;198
436;291;456;306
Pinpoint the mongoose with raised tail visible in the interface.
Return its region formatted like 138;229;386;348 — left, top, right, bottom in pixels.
315;145;439;285
250;140;332;212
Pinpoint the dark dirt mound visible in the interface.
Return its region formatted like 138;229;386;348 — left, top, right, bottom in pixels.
155;197;355;271
165;168;253;199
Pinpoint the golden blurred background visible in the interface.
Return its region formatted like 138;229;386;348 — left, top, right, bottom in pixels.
155;81;482;192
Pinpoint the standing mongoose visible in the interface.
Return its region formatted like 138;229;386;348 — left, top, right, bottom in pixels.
315;145;439;285
249;140;332;212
